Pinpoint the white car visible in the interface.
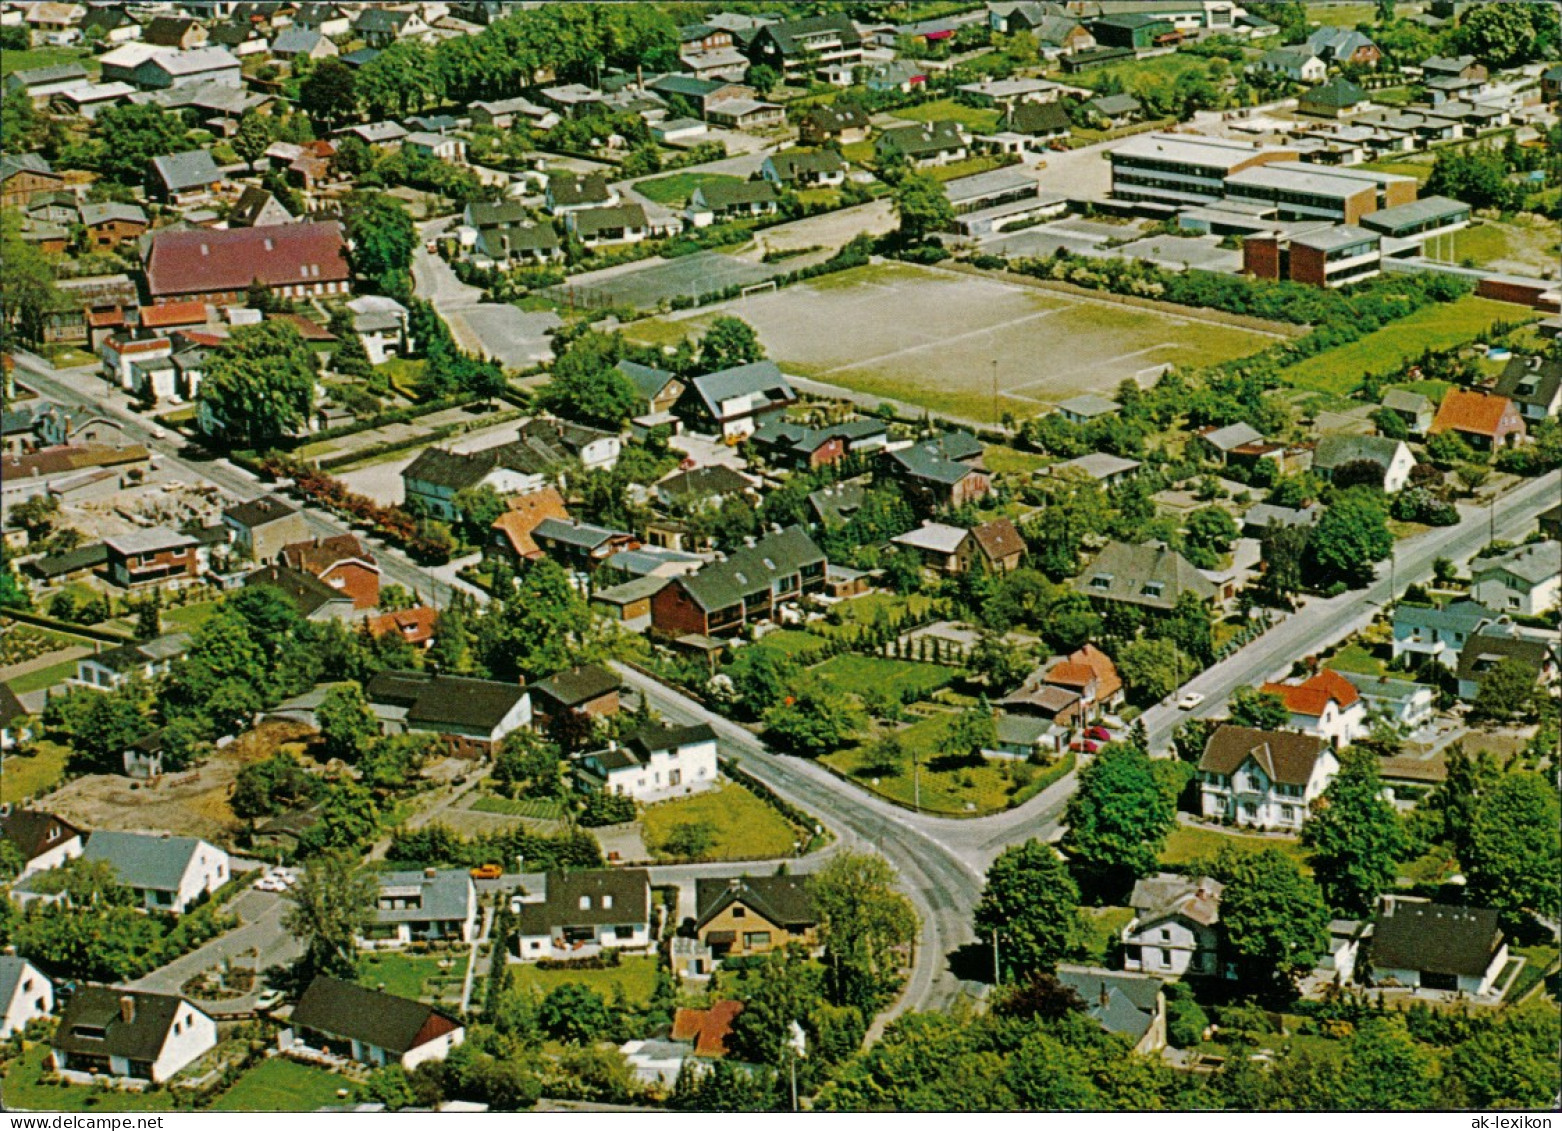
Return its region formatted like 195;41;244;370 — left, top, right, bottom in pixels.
1177;692;1205;711
253;877;282;892
149;426;166;440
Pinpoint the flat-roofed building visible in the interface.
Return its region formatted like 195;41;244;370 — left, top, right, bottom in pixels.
1109;132;1299;211
1359;194;1471;243
1244;223;1382;287
1222;163;1417;224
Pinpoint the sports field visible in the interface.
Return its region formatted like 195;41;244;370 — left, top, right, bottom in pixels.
627;262;1280;423
545;250;786;311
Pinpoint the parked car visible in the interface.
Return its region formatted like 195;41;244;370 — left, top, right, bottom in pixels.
470;863;503;880
1177;692;1205;711
1070;739;1100;754
1085;726;1111;742
255;989;285;1012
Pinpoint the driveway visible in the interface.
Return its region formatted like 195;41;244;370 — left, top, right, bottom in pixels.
412;223;560;369
129;887;301;1014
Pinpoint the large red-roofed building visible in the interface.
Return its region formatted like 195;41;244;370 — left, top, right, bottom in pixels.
143;222;351;305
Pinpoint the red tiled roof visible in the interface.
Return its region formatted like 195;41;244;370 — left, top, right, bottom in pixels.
281;533;376;576
670;1000;743;1057
491;486;570;560
1046;661;1096;689
266;311;337;341
1260;668;1360;718
177;329;228;347
87;307;128;328
139;300;208;329
144;221;350;299
367;605;439;646
105;336;172;356
1070;643;1123;702
1429;389;1515;438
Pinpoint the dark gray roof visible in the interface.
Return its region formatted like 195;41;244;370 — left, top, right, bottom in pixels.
223;494;298;530
1314;432;1406;474
570;203;649;237
1472;539;1562;586
1455;626;1552;686
1074;540;1216;610
244;564;351;618
693;180;780;210
1009;99;1071;135
1494;356;1562;414
547;172;612;208
292;976;459;1055
0;809;81;861
26;541;109;579
402;446;501;491
1393;598;1494;635
620;720;716;763
689;361;795;421
877;120;966;158
534;516;622;550
616;359;678;403
1371;900;1502;978
152;150;223;194
696;874;817;930
374;870;475;926
673;526;825;613
365;670;528;731
766;149;848;181
656;464;753;504
755;13;861;56
1055;964;1162;1042
53;987;204;1064
528;663;620;708
515;869;651;935
0;956;44;1014
886;432;984;486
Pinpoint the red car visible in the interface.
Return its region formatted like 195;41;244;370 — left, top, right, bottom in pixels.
1070;739;1100;754
1086;726;1112;742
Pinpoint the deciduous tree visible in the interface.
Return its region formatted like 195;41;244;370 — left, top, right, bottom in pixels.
974;839;1083;979
1302;748;1406;916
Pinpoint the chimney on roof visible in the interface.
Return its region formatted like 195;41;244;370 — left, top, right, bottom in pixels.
424;867;437;881
120;995;136;1024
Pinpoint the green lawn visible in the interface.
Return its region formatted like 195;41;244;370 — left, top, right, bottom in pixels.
821;592;937;632
810;654;956;703
984;444;1049;476
0;46;95;78
1359;160;1434;184
471;794;567;820
1080;905;1133;965
1159;824;1311;873
642;781;803;861
376;357;427;400
1310;2;1380;26
1324;642;1395;679
1;1042;177;1111
889;98;1001;133
212;1057;353;1112
359;951;469;1001
1066;50;1220;95
823;713;1073;816
748;629;832;660
509;953;660;1004
0;739;70;805
1506;944;1560;1002
926;154;1012;183
1282;295;1535;395
162;601;222;632
635;171;744;206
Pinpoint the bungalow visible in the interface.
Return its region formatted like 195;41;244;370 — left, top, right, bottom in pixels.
284;977;462;1070
799;103;870;146
1391;598;1497;669
354;7;430;48
590;575;668;632
1428;389;1527;450
460;201;561;266
1252;48;1326;84
1471;540;1562;617
128;47;243;92
1299;75;1368;118
865;59;928;95
1121;872;1223;978
470;96;557;131
73;633;192;692
1313;433;1416;494
695;875;819;961
1369;898;1506;996
0;809;84;879
576;721;719;802
650;525;826;638
512;869;653;961
1005;99;1072;143
682;361;797;440
0;957;53;1039
1197;724;1339;831
1074;540;1218;612
686;179;783;229
223;495;309;563
654;464;758;510
1455;624;1558;703
1420;55;1486;83
363;671;532;755
875;121;968;168
1085;93;1143;128
622;1001;743;1085
404;131;466;165
280;534;380;610
1493;356;1562;424
5;62;90;103
294;4;354;38
81;831;230;914
884;432;991;511
79;7;140;44
1055;966;1166;1054
617;360;684;418
748;420;848;470
892;521;981;576
362;870;478;948
334;121;408;149
761;149;848;190
1052;452;1141;489
1340;671;1436;731
243;564;355;623
1381;388;1435;436
104;527;202;589
566;203;652;247
271;27;337;62
347;295;410;365
1194;422;1264;464
528;663;621;730
52;988;217;1085
148;150;225;205
1258;668;1367;749
1056;393;1120;426
545;172;617;216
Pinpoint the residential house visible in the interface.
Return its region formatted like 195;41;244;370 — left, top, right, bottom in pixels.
280;534;380;610
144;17;207;50
1544;62;1562;104
746;14;863;83
1420;54;1486;83
271;26;337;61
354;7;430;48
683;361;797;439
103;527;201;589
798;103;870;147
1381;388;1435;436
972;518;1026;574
892;521;981;576
222;495;309;563
545;172;616;216
1299;75;1368;118
528;663;622;730
875;121;969;168
1340;671;1436;730
1197;724;1339;831
81;831;230;914
144;222;352;305
686;180;781;228
590;575;669;632
512;869;654;961
1307;26;1381;67
5;63;90;103
79;7;141;44
470;96;557;131
148;150;225;205
334;120;408;149
1391;599;1498;669
208;21;270;57
293;3;352;38
533;517;636;574
1471;540;1562;617
1088;12;1176;50
488;485;572;567
518;417;621;473
1074;540;1218;612
622;1001;744;1086
460;201;560;266
362;870;478;948
23;3;86;45
616;360;684;419
129;47;243;92
1369;898;1506;996
0;957;53;1040
694;875;819;960
1086;93;1143;127
404;131;466;165
363;671;532;755
567;203;652;247
654;465;758;510
78;203;148;250
1541;503;1562;542
865;59;929;95
576;722;719;802
884;432;991;511
747;420;851;470
0;809;84;879
1313;433;1416;493
284;977;462;1070
401;447;543;522
1259;668;1367;748
227;186;293;229
1056;393;1120;426
52;988;217;1085
1194;422;1264;464
367;606;440;651
72;633;192;692
1121;872;1223;978
649;526;827;638
1051;452;1141;489
1006;99;1073;143
1493;356;1562;424
1;154;67;209
1455;624;1558;702
1253;47;1326;83
761;149;848;189
1043;643;1125;718
1055;966;1166;1053
1428;389;1527;450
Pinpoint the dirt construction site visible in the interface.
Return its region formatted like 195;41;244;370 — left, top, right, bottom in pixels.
627;260;1287;424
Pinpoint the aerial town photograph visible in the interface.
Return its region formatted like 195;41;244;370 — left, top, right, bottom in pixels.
0;0;1557;1118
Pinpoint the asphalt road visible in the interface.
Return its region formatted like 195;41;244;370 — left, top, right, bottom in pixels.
127;886;301;1015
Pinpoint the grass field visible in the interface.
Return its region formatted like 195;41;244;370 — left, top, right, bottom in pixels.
471;794;567;820
984;444;1049;476
1080;905;1134;965
749;628;833;660
359;951;469;1000
635;171;745;206
509;954;660;1004
1435;217;1561;275
642;781;802;860
1066;50;1220;95
0;739;70;804
1;1043;177;1111
822;592;937;631
162;600;222;632
1282;295;1534;395
1159;824;1311;872
213;1058;352;1112
1359;159;1434;184
888;98;1001;133
7;656;81;695
0;46;96;78
633;262;1275;423
811;654;955;702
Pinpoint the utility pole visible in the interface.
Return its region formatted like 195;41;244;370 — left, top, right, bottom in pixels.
992;357;999;431
913;750;921;813
991;928;1001;986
